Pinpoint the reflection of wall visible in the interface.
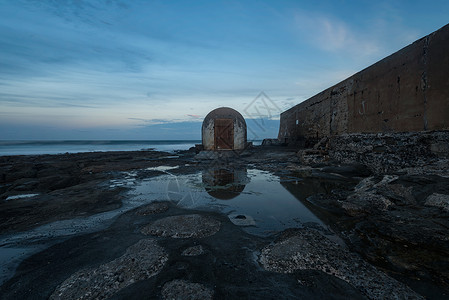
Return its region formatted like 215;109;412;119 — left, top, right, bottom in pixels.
280;178;347;203
280;178;356;224
202;107;247;150
202;167;249;200
279;23;449;144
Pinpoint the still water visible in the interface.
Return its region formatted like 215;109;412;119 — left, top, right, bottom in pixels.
0;167;351;284
129;168;349;236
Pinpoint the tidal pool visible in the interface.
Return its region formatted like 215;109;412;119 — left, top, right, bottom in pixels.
0;166;353;285
129;168;351;237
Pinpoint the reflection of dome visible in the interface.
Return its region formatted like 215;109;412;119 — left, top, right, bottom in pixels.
202;168;248;200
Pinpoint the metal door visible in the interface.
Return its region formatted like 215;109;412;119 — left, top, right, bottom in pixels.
214;118;234;150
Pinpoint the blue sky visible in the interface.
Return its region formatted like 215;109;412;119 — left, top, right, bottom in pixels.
1;0;448;140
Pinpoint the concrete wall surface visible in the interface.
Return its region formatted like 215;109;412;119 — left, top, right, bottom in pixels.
279;23;449;144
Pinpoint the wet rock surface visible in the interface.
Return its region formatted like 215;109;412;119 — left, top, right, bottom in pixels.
135;202;170;216
0;150;182;233
0;202;372;299
260;228;423;299
141;214;221;238
50;239;168;300
181;245;204;256
425;193;449;212
228;213;256;226
161;279;214;300
303;172;449;298
1;145;449;299
328;131;449;175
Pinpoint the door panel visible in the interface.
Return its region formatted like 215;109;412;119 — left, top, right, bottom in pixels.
214;119;234;150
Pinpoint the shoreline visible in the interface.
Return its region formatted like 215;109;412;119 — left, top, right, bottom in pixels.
0;140;204;157
1;147;448;299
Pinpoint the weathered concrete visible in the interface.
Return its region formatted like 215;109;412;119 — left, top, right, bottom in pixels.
279;23;449;144
202;107;247;150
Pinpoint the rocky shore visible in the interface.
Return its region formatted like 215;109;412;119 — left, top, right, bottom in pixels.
0;141;448;299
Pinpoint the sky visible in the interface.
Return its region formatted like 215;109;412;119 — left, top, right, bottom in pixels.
0;0;448;140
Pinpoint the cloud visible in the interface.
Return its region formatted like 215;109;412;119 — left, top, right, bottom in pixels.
313;18;351;51
0;93;97;108
294;11;381;58
0;1;160;79
127;118;185;125
2;1;444;141
187;114;202;119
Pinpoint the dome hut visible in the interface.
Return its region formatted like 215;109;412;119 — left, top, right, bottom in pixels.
202;107;247;151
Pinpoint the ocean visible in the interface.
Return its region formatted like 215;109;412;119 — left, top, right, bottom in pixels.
0;140;263;156
0;140;201;156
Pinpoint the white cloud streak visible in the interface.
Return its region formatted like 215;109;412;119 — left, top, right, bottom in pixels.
294;11;381;58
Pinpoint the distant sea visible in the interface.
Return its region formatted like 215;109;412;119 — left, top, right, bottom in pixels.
0;140;263;156
0;140;201;156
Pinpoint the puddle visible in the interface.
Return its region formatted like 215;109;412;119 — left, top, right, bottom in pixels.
5;194;39;201
146;165;179;172
0;245;47;285
129;168;351;237
0;167;354;285
0;170;173;285
109;171;137;188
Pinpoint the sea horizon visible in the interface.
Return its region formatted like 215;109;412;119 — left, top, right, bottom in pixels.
0;139;263;156
0;140;201;156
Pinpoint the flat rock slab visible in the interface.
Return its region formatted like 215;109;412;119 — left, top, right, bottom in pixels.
49;239;168;300
162;279;214;300
259;229;423;300
228;214;256;226
135;202;170;215
425;193;449;212
141;214;221;238
341;175;396;216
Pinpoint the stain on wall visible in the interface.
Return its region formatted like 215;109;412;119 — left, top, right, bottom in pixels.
279;23;449;144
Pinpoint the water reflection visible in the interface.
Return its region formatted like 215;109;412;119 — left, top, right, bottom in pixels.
129;169;342;236
202;167;249;200
279;175;356;226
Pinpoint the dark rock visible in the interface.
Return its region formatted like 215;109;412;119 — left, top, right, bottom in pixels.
141;214;221;238
49;239;168;300
261;139;281;146
161;279;213;300
181;245;205;256
228;213;256;226
424;193;449;212
328;131;449;174
135;202;170;216
259;228;423;299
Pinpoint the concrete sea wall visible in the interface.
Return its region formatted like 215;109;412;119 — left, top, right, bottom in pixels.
279;23;449;145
